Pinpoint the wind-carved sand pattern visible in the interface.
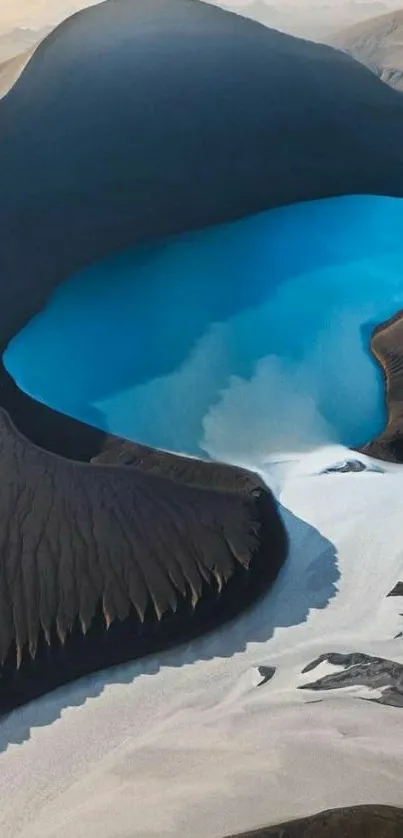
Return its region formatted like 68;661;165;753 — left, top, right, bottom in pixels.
0;411;287;717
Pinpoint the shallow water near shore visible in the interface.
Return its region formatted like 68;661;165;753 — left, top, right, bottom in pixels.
4;193;403;463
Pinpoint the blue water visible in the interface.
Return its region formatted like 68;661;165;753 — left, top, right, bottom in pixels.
5;194;403;465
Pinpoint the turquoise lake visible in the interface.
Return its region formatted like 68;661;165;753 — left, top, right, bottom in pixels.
5;194;403;465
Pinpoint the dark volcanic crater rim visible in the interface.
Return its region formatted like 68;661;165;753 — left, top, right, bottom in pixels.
2;0;403;711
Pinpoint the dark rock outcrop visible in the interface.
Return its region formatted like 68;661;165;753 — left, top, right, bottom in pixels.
360;310;403;462
299;652;403;707
256;665;276;686
388;582;403;597
322;460;367;474
225;805;403;837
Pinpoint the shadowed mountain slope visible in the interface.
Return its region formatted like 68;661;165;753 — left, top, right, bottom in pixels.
3;0;403;347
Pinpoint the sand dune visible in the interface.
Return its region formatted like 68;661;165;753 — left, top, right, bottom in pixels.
225;806;403;837
0;403;286;717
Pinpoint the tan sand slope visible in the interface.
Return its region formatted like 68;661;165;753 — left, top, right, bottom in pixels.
0;0;105;96
329;9;403;91
215;0;403;42
0;49;35;99
0;27;50;63
0;1;104;33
